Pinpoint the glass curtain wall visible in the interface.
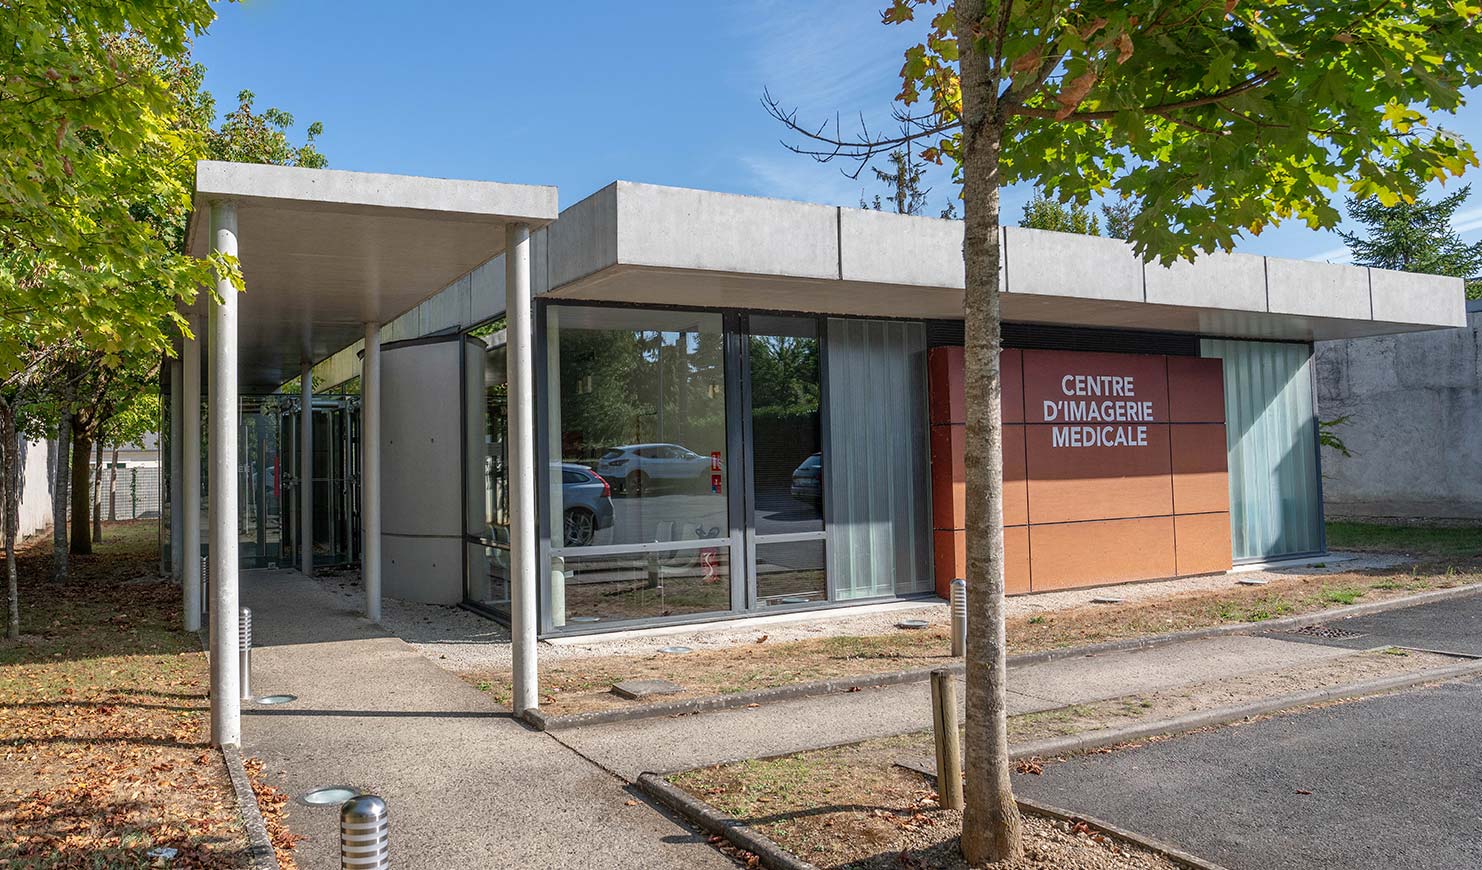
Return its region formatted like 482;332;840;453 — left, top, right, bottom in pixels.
1201;338;1324;561
544;305;732;627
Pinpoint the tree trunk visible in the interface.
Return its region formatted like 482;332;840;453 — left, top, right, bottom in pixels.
52;413;70;581
957;1;1024;863
70;429;92;556
2;403;19;640
109;446;118;522
92;439;104;542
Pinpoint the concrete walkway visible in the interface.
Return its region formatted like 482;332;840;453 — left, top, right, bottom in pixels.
553;634;1359;779
238;570;729;870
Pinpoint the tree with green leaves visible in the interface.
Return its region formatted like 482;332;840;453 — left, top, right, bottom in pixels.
1100;197;1138;240
862;148;933;215
1340;186;1482;298
769;0;1481;861
1019;189;1100;234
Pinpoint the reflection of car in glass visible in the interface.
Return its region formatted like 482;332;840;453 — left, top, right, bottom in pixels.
596;443;717;495
559;463;613;546
790;453;823;505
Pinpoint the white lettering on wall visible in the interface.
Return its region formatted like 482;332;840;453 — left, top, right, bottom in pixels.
1048;372;1153;448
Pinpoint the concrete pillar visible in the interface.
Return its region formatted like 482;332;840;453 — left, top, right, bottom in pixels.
299;362;313;578
182;315;202;633
507;222;538;715
207;200;241;747
362;323;382;622
169;356;184;583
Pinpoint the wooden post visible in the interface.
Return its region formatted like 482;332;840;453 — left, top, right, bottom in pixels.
931;669;963;810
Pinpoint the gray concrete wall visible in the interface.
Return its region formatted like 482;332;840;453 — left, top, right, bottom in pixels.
1315;301;1482;524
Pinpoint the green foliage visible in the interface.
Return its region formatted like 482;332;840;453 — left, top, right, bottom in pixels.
1019;190;1100;235
1340;186;1482;299
1100;198;1138;239
1319;415;1354;458
0;4;224;374
209;90;328;169
881;0;1482;264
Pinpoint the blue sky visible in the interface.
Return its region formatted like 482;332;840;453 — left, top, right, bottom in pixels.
193;0;1482;263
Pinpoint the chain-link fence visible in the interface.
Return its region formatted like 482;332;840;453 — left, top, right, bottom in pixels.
86;466;163;521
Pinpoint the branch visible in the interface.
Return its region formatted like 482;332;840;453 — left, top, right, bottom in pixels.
1011;69;1279;121
761;88;955;175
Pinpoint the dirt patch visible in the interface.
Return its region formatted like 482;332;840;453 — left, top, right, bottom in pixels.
463;561;1479;714
676;746;1176;869
0;521;253;867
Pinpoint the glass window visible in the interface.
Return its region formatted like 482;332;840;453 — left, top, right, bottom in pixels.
545;305;732;626
755;539;826;605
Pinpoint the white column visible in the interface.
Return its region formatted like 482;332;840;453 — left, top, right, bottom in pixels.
299;362;313;577
208;200;241;747
361;323;382;622
169;356;184;583
182;316;202;633
507;223;538;715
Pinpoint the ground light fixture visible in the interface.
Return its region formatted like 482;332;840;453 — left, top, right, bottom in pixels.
255;694;298;705
896;619;929;630
658;645;693;654
300;786;363;806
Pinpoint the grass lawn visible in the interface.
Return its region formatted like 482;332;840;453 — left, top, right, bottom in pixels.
0;521;268;868
1326;521;1482;560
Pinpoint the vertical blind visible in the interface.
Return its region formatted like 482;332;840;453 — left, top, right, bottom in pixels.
1201;339;1324;561
825;318;932;599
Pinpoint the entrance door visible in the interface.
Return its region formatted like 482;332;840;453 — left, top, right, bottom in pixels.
742;315;827;607
281;396;361;570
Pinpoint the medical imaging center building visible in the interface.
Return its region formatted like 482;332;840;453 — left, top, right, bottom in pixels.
166;161;1467;736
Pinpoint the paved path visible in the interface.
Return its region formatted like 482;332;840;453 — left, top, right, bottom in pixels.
1013;678;1482;870
239;570;729;870
554;634;1355;779
1268;592;1482;657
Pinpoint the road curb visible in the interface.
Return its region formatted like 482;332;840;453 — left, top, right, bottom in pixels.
524;581;1482;731
1009;658;1482;761
635;772;820;870
221;746;280;870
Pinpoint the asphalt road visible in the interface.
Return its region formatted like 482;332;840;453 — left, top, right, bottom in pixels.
1013;677;1482;870
1267;591;1482;656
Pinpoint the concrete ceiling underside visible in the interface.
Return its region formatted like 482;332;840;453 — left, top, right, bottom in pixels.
543;265;1447;343
180;162;556;392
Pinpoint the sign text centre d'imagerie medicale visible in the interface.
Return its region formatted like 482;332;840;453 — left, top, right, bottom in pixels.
1042;373;1155;448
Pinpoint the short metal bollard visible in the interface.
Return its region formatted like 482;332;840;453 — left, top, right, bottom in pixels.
239;607;252;701
340;795;389;870
949;578;967;657
200;556;210;624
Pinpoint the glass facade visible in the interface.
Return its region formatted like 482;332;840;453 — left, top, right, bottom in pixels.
526;303;934;633
1201;338;1324;561
467;332;512;617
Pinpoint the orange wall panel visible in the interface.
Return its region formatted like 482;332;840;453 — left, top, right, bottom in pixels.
933;530;964;597
928;347;964;425
1003;424;1028;527
1171;424;1231;515
1005;525;1030;595
1168;356;1227;423
930;423;964;530
933;527;1030;597
1022;349;1170;423
1025;424;1173;524
1175;513;1233;575
1029;516;1177;591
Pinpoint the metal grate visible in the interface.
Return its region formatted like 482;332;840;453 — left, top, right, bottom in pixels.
1286;623;1366;640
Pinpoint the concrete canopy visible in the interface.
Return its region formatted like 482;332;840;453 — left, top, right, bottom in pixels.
182;161;557;391
543;182;1467;342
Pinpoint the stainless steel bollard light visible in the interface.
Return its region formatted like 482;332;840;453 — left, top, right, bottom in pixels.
340;795;389;870
239;607;252;701
200;556;210;624
950;578;967;657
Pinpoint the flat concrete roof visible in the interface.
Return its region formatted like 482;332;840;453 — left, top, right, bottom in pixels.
542;182;1468;342
183;161;557;391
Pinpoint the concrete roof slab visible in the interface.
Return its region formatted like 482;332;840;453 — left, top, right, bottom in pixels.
183;161;556;391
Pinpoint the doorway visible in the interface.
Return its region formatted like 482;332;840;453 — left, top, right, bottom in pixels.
281;394;361;570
